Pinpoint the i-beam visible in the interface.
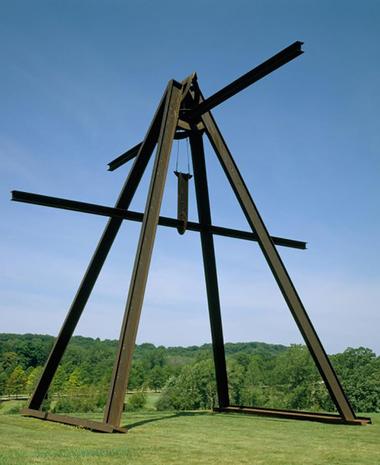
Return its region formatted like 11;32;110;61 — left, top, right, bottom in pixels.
11;190;307;250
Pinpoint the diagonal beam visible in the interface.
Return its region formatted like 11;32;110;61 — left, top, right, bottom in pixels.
104;80;183;427
199;92;357;422
108;41;303;170
24;85;168;411
108;143;142;171
11;191;307;250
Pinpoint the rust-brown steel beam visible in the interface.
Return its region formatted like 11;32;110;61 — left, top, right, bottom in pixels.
216;406;371;425
188;41;303;121
21;408;128;433
103;80;183;427
11;190;307;250
190;129;229;408
108;42;303;170
199;91;358;422
174;171;192;235
25;87;168;411
108;143;142;171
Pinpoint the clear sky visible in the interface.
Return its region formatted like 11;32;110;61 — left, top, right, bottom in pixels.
1;1;379;354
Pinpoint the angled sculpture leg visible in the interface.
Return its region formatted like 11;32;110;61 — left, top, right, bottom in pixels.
189;130;229;408
103;80;183;427
201;109;357;422
26;90;168;410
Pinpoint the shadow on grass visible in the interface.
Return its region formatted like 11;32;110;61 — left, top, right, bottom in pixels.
124;411;211;430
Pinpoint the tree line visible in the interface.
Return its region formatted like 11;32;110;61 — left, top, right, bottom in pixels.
0;333;379;413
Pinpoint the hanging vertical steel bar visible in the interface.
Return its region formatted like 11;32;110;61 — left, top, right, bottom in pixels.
199;102;357;422
103;80;183;427
189;130;230;408
174;171;192;234
26;90;168;411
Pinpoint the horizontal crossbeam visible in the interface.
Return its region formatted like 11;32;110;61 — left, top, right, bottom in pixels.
215;406;371;425
108;41;303;171
21;408;127;433
11;190;307;250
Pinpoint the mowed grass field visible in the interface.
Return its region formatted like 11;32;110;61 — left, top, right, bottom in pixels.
0;401;379;465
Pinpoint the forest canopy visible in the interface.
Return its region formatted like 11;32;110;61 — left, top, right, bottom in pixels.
1;334;379;413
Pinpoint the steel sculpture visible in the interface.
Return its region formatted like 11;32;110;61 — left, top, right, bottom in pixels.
12;41;371;432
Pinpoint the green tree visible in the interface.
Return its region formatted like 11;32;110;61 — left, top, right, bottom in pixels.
239;356;267;407
228;357;247;405
26;366;43;394
271;344;324;410
50;365;68;394
157;359;216;410
1;352;18;373
332;347;380;412
6;365;27;395
0;368;8;395
149;366;166;392
128;360;146;390
63;367;83;396
126;391;147;411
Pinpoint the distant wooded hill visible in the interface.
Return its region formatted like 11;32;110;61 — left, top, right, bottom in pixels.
1;333;379;413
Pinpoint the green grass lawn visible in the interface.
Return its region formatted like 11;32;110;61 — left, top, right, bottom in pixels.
0;403;379;465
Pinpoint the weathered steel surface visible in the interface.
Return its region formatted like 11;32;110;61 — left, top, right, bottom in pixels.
215;406;371;425
21;408;127;433
26;88;168;411
174;171;192;234
103;80;183;427
108;142;142;171
190;130;229;408
11;190;307;250
198;83;358;422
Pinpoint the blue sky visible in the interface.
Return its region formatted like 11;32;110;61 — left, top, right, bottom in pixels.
1;1;379;354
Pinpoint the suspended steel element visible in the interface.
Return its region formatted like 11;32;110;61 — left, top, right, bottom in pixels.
12;41;371;433
174;171;192;234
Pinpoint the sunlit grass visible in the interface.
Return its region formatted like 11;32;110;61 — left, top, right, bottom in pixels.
0;403;378;465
